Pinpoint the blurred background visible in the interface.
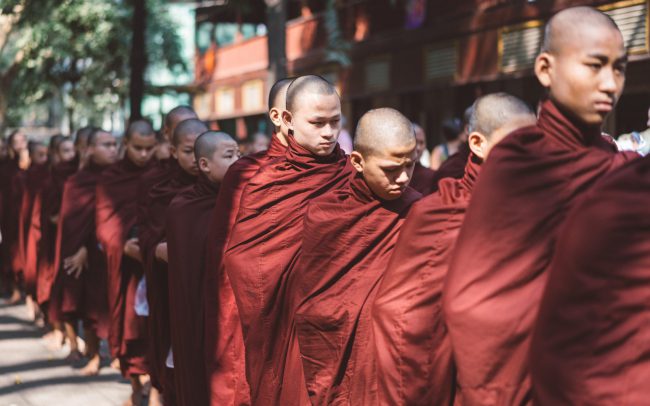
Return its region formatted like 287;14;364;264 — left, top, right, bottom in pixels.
1;0;649;150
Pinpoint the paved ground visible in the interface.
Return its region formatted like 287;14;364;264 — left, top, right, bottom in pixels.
0;299;131;406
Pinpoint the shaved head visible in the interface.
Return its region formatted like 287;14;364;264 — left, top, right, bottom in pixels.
172;119;208;146
542;7;620;54
126;119;155;140
469;93;535;138
355;108;415;157
164;106;198;142
194;131;236;161
268;78;294;110
88;128;112;146
75;126;94;148
285;75;338;113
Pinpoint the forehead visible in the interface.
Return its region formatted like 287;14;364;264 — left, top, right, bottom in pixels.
96;132;116;143
557;24;625;58
368;140;416;161
293;93;340;117
177;133;199;146
128;132;157;146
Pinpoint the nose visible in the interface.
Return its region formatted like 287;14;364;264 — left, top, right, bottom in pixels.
599;66;620;96
395;170;410;185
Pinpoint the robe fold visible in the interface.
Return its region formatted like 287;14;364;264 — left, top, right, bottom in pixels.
54;161;109;338
530;155;650;405
292;173;421;405
224;136;351;405
409;162;436;195
203;135;285;406
96;156;152;377
6;166;25;279
35;159;78;309
18;163;50;296
442;99;638;406
371;155;480;406
137;159;195;395
430;142;469;193
167;174;219;406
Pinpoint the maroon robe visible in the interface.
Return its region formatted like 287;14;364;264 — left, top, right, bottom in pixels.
442;100;637;406
35;159;78;310
224;136;351;405
166;174;219;406
54;161;109;338
430;142;469;193
292;173;421;405
137;160;195;398
0;158;19;288
96;156;153;377
5;165;25;279
19;163;50;296
203;135;285;406
372;155;480;406
409;162;436;195
530;155;650;405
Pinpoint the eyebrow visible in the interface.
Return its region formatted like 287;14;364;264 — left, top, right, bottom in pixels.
587;53;628;63
307;115;340;120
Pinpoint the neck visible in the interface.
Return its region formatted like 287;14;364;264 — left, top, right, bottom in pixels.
275;130;289;146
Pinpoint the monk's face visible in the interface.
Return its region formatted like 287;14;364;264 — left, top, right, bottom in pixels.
200;140;240;183
125;132;157;167
57;140;75;163
352;141;417;201
284;93;341;156
414;127;426;161
172;134;199;176
31;145;48;166
11;132;27;153
90;132;118;166
535;25;626;127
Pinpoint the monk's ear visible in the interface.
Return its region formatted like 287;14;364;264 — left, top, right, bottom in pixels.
535;52;553;88
282;110;294;132
269;107;283;128
349;151;365;173
468;132;488;160
198;156;210;174
169;144;178;160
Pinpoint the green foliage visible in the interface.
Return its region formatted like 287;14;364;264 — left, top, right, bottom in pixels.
0;0;186;128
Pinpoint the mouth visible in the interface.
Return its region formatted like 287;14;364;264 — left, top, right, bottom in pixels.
594;101;613;114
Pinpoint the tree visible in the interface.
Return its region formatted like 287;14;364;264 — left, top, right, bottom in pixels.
0;0;186;133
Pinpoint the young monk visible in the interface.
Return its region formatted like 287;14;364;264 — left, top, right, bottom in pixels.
409;123;436;195
291;108;421;405
95;120;157;406
166;131;239;406
530;155;649;405
55;128;118;374
139;118;207;406
224;75;350;405
442;7;638;405
203;77;291;406
371;94;536;406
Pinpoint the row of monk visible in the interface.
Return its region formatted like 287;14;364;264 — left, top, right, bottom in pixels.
1;6;649;406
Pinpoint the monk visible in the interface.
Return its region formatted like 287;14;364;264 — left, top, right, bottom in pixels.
55;128;117;374
167;131;239;406
224;75;350;405
530;155;650;405
203;77;291;406
139;118;207;406
409;123;436;195
371;94;536;406
95;120;157;406
291;108;421;405
442;7;637;405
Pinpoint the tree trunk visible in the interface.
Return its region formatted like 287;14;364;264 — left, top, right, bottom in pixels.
265;0;287;89
129;0;147;121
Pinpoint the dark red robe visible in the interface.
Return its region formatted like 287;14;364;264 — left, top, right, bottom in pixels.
409;162;436;195
35;159;78;312
224;136;351;405
203;135;285;406
137;160;195;399
371;155;480;406
442;100;638;406
18;163;50;296
0;157;19;288
530;155;650;405
430;142;469;193
5;165;25;280
166;174;219;406
292;172;421;405
53;161;109;338
96;156;153;377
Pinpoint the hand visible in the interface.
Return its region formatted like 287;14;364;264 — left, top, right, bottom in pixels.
64;246;88;279
155;242;168;263
124;238;142;263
